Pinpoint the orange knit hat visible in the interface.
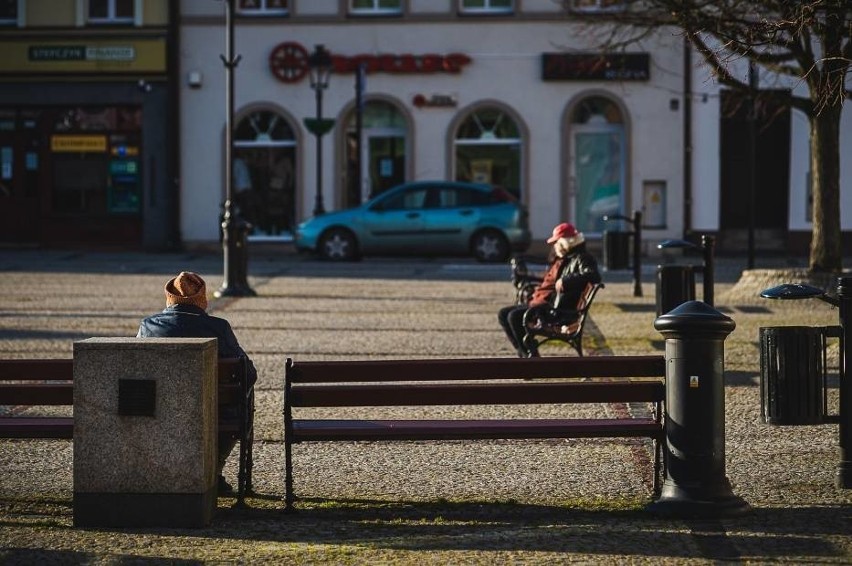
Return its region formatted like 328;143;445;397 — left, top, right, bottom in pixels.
165;271;208;310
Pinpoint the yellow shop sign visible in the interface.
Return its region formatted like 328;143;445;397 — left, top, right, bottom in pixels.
51;135;107;153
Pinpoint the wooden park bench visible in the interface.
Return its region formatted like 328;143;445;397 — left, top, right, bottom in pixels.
522;282;605;357
283;355;665;510
0;357;254;505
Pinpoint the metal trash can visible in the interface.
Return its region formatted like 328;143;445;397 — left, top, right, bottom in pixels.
656;264;695;316
759;326;833;425
603;230;630;270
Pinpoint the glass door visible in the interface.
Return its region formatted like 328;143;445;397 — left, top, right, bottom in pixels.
362;129;406;199
572;124;625;235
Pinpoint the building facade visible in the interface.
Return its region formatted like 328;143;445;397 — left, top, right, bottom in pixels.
1;1;847;254
0;0;178;249
180;0;689;251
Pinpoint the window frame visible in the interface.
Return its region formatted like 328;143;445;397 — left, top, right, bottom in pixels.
236;0;289;17
87;0;135;25
569;0;626;13
349;0;402;17
0;0;18;26
459;0;513;15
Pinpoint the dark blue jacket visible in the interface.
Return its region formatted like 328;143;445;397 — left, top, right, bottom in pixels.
137;304;257;386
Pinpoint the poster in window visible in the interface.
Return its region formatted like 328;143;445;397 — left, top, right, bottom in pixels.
471;159;492;184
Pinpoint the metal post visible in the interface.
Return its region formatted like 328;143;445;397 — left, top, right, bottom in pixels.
632;210;643;297
313;83;325;216
216;0;254;298
838;277;852;488
701;234;715;307
354;63;365;204
747;63;758;269
649;301;751;517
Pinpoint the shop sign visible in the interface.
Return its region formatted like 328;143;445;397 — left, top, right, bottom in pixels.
542;53;650;81
270;41;471;84
0;39;165;73
28;45;135;62
412;94;458;108
51;135;107;153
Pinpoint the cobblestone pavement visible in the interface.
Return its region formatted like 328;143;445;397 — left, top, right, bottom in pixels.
0;249;850;564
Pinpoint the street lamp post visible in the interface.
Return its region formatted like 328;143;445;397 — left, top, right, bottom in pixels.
306;44;334;217
216;0;255;298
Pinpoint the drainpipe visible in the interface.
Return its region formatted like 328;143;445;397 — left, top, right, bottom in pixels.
683;39;693;239
166;0;181;248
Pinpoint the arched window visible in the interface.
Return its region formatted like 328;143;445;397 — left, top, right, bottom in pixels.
570;96;626;234
454;107;522;199
233;110;297;240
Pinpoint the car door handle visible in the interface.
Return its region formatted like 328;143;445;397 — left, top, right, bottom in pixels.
459;209;474;216
406;212;420;219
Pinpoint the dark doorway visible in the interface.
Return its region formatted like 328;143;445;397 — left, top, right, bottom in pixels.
718;89;791;251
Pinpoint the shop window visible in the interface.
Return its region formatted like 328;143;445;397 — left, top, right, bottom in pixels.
233;110;297;239
460;0;512;14
572;96;624;125
89;0;134;24
454;107;523;200
49;106;142;216
237;0;288;16
0;0;17;25
569;0;625;12
349;0;402;16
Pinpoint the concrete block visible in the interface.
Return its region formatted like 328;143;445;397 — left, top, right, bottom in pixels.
73;337;218;528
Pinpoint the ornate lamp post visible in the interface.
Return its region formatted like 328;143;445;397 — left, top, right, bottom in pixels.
304;44;334;216
216;0;255;298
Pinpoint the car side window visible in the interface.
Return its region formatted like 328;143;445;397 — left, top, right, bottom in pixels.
438;187;488;208
378;188;428;211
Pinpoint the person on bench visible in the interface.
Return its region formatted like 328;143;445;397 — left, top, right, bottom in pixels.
136;271;257;494
498;223;601;357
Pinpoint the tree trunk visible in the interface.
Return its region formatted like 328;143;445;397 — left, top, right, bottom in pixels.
808;107;843;273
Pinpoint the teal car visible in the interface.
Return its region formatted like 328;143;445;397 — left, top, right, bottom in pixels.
295;181;530;262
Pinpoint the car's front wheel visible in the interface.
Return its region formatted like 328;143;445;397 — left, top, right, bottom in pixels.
471;230;509;263
319;228;360;261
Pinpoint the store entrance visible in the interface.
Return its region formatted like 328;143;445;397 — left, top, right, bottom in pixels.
363;130;406;199
718;89;790;251
0;109;41;244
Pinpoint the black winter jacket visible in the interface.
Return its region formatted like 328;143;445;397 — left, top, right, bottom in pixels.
554;243;602;309
137;304;257;386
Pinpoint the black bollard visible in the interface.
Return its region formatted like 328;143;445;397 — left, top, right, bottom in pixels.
648;300;750;517
838;277;852;488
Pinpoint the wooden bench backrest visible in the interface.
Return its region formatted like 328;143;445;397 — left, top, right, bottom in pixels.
0;358;244;407
285;355;665;408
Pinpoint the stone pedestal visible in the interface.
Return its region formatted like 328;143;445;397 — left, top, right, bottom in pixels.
73;338;218;528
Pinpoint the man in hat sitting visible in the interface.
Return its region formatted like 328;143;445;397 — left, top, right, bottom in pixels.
498;223;601;357
137;271;257;494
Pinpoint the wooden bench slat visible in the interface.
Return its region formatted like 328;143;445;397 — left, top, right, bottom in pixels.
0;383;73;405
287;355;665;383
291;418;663;441
0;417;74;439
0;360;73;381
291;380;664;407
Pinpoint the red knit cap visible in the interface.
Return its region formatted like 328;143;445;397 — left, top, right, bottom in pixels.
165;271;208;310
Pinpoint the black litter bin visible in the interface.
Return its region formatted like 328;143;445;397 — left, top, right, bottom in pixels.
759;326;835;425
656;264;695;316
603;230;630;270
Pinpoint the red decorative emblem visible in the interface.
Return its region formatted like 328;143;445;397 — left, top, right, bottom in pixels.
269;42;309;83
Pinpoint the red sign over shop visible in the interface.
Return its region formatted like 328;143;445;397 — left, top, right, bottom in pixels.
269;41;471;84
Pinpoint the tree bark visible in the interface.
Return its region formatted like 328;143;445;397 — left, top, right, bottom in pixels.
809;106;843;273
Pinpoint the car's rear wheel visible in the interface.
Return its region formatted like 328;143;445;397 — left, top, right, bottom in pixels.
319;228;360;261
471;230;509;263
